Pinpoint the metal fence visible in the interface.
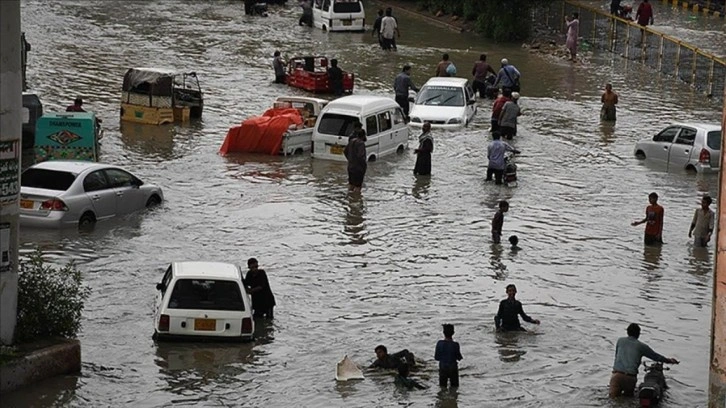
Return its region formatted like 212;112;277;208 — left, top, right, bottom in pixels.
536;1;725;100
662;0;725;16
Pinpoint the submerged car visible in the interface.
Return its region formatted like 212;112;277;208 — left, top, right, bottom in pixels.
19;161;163;228
153;262;254;342
634;123;721;173
408;77;477;128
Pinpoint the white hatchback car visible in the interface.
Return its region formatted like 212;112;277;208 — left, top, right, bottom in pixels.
153;262;255;342
634;123;721;173
408;77;477;128
20;160;163;228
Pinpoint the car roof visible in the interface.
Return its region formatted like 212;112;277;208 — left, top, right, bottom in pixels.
172;262;241;279
323;95;399;116
422;77;469;87
276;96;328;105
29;160;113;173
674;123;722;131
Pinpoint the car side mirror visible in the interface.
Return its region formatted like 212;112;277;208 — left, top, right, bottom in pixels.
156;283;165;291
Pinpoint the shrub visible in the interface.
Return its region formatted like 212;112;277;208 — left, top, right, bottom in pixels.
15;249;90;343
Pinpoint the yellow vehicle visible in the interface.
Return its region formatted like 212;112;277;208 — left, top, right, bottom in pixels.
120;68;203;125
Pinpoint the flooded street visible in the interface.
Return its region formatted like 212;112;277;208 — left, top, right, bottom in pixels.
7;1;724;406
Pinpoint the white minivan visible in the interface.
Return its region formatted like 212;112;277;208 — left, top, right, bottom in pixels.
312;95;409;162
312;0;365;32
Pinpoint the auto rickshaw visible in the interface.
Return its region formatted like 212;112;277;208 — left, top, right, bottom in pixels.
120;68;204;125
34;112;101;163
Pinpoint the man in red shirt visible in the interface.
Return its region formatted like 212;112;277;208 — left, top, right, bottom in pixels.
632;192;664;245
635;0;654;27
490;88;512;133
66;97;86;112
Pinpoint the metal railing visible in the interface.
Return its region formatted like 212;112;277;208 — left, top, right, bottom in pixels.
536;1;725;100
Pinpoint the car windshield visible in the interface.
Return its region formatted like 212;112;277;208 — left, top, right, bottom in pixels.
317;113;357;136
21;168;76;191
333;0;361;13
167;279;245;311
415;86;464;107
706;130;721;150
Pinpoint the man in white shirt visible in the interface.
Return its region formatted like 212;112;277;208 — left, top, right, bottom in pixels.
380;8;399;51
688;195;715;247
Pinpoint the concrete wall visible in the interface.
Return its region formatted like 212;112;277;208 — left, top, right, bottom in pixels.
0;0;21;345
0;339;81;394
710;85;726;408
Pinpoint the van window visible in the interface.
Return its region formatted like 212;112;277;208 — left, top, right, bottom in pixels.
314;0;322;8
333;0;361;13
674;128;696;145
168;279;245;311
378;111;392;132
707;130;721;150
323;0;330;11
365;115;379;136
392;108;405;125
318;113;358;136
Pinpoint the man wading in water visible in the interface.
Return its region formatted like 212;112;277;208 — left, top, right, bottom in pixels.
494;284;540;332
413;122;433;176
631;192;664;246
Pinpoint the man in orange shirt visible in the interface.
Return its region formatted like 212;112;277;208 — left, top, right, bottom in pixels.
632;192;664;245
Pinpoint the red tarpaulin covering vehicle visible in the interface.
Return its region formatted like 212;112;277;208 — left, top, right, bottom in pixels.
219;108;303;156
286;56;354;94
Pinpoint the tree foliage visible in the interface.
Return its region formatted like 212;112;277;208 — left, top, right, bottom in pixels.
409;0;546;41
15;249;91;343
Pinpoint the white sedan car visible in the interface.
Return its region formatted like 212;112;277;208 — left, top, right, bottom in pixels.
634;123;721;173
20;161;163;228
408;77;477;128
153;262;255;342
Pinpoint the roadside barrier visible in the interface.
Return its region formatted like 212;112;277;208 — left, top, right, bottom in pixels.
659;0;725;17
536;1;725;100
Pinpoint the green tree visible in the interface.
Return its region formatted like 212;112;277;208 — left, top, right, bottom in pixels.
15;249;91;343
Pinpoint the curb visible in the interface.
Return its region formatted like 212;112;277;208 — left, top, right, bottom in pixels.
0;339;81;394
659;0;725;17
370;1;466;33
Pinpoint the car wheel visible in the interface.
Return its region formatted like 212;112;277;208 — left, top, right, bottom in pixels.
635;150;646;159
396;145;405;154
78;212;96;229
368;155;377;162
146;195;162;208
685;164;697;173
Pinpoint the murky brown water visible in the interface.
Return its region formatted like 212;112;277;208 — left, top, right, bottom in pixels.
6;1;724;406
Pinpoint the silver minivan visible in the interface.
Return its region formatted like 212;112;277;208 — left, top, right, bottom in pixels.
634;123;721;173
311;95;409;162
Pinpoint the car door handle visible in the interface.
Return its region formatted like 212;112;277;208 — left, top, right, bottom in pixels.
663;146;669;149
116;191;124;197
684;150;689;154
91;195;101;201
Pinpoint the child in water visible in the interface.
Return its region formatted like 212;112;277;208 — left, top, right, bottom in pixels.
509;235;521;251
434;324;463;388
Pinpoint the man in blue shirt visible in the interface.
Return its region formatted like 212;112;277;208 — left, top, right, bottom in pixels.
494;58;521;92
486;132;519;185
393;65;419;121
609;323;679;398
434;324;463;388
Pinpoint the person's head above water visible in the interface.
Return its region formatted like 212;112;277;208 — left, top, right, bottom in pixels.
374;345;388;359
509;235;519;247
499;200;509;212
648;192;659;204
506;284;517;299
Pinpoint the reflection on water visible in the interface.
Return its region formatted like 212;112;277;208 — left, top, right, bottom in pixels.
435;387;459;408
0;374;78;407
344;195;367;245
119;121;178;159
495;331;528;363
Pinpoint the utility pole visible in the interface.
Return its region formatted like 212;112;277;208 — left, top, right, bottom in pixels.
0;0;22;345
710;85;726;407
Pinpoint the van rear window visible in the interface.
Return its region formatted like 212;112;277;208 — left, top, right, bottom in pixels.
318;113;357;136
333;0;361;13
706;131;721;150
21;168;76;191
168;279;245;311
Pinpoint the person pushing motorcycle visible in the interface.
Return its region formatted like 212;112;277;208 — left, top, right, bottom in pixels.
609;323;679;398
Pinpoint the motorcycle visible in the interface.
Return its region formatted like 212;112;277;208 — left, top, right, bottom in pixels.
638;362;669;407
504;151;519;188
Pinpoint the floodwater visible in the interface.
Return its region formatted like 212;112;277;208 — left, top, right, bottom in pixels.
7;1;723;407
